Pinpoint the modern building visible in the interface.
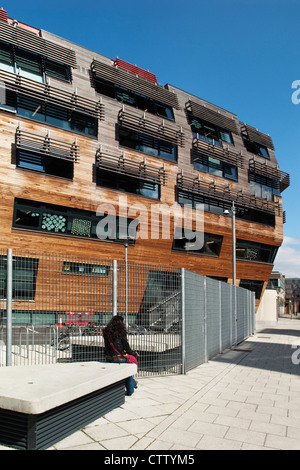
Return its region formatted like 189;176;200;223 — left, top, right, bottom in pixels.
0;8;289;313
285;278;300;315
266;271;285;317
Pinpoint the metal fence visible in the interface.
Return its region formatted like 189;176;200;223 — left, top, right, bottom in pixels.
0;249;255;376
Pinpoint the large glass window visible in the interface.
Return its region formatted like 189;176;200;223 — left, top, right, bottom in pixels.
13;199;137;243
236;239;278;263
119;127;177;162
0;256;39;300
95;78;174;121
96;169;160;200
172;227;223;256
239;279;264;300
249;170;280;201
0;41;71;83
11;94;98;137
242;135;270;159
193;151;238;181
177;189;276;226
189;115;234;147
16;149;74;179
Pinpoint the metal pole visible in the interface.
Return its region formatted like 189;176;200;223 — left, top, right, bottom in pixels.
124;242;128;329
112;260;117;316
180;268;186;374
6;249;12;366
232;201;236;286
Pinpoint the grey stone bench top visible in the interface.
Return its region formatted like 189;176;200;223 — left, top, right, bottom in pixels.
0;362;136;415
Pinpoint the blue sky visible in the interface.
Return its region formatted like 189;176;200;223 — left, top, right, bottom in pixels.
3;0;300;276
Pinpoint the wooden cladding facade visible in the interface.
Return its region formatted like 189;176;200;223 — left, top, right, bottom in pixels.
0;19;288;310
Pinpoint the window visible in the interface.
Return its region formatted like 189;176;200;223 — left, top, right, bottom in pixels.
0;256;39;300
96;169;160;200
176;189;276;226
13;199;137;243
62;262;110;276
16;149;74;180
242;135;269;159
236;239;278;264
0;41;71;83
173;227;223;256
119;127;177;162
189;115;234;146
95;78;174;121
249;170;280;201
193;151;238;181
11;94;98;137
239;279;264;300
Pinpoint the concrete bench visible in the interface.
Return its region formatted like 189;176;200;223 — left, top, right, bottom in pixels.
0;361;137;450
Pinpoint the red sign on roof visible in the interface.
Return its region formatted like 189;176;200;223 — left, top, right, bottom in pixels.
114;57;157;84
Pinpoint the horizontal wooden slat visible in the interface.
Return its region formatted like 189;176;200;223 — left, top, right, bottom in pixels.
0;68;104;119
177;172;281;215
91;59;179;109
249;158;290;192
96;149;167;185
242;124;274;150
118;106;184;146
186;100;239;134
192;137;244;168
0;20;77;68
16;127;80;162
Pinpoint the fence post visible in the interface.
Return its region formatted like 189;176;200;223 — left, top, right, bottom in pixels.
204;277;208;362
219;281;222;354
112;260;117;316
180;268;186;375
6;249;12;367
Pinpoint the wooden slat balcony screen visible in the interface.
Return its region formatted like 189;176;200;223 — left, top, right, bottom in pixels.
249;158;290;192
16;128;80;162
0;69;104;119
96;148;167;185
177;172;281;216
118;107;184;147
241;124;274;150
0;20;77;68
192;137;244;168
91;59;179;110
186;100;239;135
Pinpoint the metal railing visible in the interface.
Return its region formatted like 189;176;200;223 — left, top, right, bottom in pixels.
0;249;255;376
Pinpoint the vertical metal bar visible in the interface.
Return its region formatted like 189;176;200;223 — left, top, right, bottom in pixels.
6;249;12;367
112;260;117;316
180;268;186;375
125;242;128;328
219;281;222;354
204;277;207;362
232;201;236;286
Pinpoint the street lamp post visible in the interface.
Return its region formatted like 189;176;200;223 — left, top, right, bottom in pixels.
224;201;236;286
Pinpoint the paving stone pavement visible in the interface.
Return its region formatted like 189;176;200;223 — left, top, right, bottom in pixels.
1;317;300;451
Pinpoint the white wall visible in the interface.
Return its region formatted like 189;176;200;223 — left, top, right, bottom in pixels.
256;290;277;323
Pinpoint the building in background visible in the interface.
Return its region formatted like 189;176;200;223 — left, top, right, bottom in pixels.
266;271;285;317
0;8;289;313
285;278;300;315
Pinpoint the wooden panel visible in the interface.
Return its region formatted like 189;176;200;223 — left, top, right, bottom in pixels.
91;59;179;109
0;20;77;67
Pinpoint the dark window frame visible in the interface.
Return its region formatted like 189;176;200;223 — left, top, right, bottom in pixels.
239;279;264;300
192;151;238;181
96;168;160;200
242;134;270;159
249;169;280;201
176;189;276;227
62;261;110;277
0;255;39;300
172;227;223;257
16;148;74;180
94;77;174;121
13;199;137;244
119;127;177;163
0;41;72;83
236;239;278;264
188;113;234;147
